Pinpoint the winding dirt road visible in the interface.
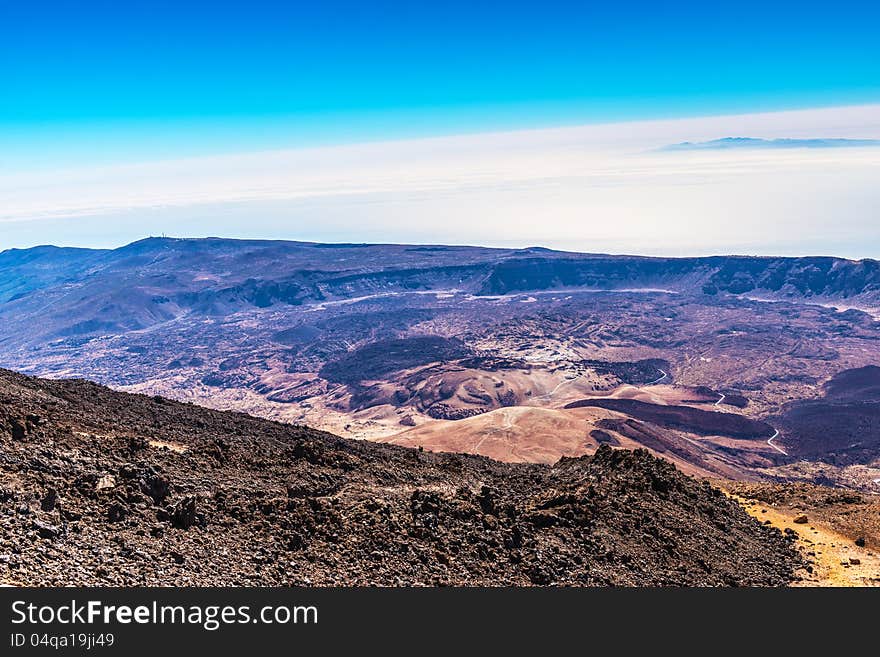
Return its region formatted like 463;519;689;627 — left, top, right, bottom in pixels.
646;369;667;385
767;428;787;455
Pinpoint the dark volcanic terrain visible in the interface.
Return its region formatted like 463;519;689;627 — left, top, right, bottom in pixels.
0;369;802;586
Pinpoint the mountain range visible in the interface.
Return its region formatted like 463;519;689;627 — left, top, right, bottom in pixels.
660;137;880;151
3;237;880;330
2;237;880;586
1;237;880;491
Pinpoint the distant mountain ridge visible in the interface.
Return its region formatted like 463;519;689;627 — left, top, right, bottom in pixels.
477;253;880;301
660;137;880;151
2;237;879;489
1;238;879;335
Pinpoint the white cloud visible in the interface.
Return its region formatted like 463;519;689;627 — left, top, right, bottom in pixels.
2;103;879;256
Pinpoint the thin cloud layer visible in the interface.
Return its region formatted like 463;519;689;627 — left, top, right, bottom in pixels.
2;104;879;256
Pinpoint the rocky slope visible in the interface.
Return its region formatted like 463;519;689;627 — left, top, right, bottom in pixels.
0;368;802;586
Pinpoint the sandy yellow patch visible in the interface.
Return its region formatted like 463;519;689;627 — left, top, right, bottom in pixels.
731;494;880;587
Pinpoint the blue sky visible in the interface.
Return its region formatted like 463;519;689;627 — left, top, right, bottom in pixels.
3;1;880;164
2;2;880;256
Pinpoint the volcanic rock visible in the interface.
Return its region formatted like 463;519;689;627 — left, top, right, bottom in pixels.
0;368;803;586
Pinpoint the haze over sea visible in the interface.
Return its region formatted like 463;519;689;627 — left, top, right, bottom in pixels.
3;1;879;257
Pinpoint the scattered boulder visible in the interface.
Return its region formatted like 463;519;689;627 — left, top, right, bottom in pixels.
96;475;117;492
477;485;497;515
170;496;200;529
142;474;171;505
128;436;148;452
793;514;808;524
32;520;60;540
40;488;57;512
107;503;127;523
9;418;27;441
118;464;171;505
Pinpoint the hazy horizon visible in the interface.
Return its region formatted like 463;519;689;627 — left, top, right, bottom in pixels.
5;230;880;263
3;2;879;258
3;103;880;259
